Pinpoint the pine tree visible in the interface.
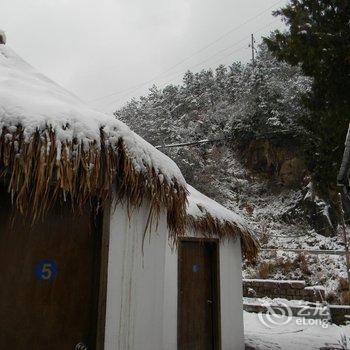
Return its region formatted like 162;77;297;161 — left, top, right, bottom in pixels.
229;45;310;144
264;0;350;188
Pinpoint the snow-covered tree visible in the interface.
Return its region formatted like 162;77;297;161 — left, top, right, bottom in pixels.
118;44;309;145
228;44;311;144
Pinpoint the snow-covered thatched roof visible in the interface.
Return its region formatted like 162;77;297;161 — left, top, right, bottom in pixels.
0;42;258;258
187;185;258;260
0;43;187;236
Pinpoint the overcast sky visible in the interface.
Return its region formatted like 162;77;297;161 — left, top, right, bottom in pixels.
1;0;287;112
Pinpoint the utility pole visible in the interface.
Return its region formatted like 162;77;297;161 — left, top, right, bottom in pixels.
339;193;350;292
250;34;255;66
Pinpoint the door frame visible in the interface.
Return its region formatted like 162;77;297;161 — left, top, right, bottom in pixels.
94;200;111;350
177;237;221;350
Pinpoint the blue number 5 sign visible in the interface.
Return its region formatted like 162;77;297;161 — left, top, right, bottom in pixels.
35;260;58;281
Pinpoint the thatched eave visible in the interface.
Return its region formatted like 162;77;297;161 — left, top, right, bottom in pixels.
186;185;259;260
0;44;188;237
0;125;188;238
0;43;256;252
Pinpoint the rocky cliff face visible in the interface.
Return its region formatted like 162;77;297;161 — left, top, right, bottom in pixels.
242;140;339;237
212;141;345;302
244;140;306;185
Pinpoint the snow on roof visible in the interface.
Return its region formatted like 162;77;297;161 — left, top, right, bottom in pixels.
0;45;184;186
187;185;247;228
0;45;187;236
244;278;306;285
187;185;258;259
0;44;258;253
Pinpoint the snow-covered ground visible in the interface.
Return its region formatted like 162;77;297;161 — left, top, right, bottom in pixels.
210;148;347;299
244;296;312;307
244;311;350;350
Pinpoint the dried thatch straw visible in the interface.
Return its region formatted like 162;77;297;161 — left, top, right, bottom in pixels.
187;213;259;261
0;125;188;239
0;123;258;259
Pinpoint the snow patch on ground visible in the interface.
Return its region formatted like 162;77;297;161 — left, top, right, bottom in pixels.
244;311;350;350
244;297;310;307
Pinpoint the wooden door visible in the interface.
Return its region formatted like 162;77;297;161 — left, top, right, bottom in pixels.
0;188;101;350
178;239;220;350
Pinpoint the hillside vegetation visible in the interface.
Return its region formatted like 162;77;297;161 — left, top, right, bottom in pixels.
116;44;347;301
117;45;311;193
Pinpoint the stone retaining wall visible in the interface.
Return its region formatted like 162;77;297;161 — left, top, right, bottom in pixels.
243;303;329;320
243;303;350;325
243;279;325;302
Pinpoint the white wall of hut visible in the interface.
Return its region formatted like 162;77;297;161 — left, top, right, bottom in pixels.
104;201;244;350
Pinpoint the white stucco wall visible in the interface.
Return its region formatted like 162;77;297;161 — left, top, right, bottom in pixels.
219;239;244;350
105;201;244;350
105;201;168;350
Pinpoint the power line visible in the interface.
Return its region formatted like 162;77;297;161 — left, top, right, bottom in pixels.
104;44;248;108
102;18;280;109
160;45;247;83
89;0;283;104
155;137;230;149
102;44;248;109
153;19;279;88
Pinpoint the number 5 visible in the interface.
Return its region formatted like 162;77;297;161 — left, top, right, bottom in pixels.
41;263;52;280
